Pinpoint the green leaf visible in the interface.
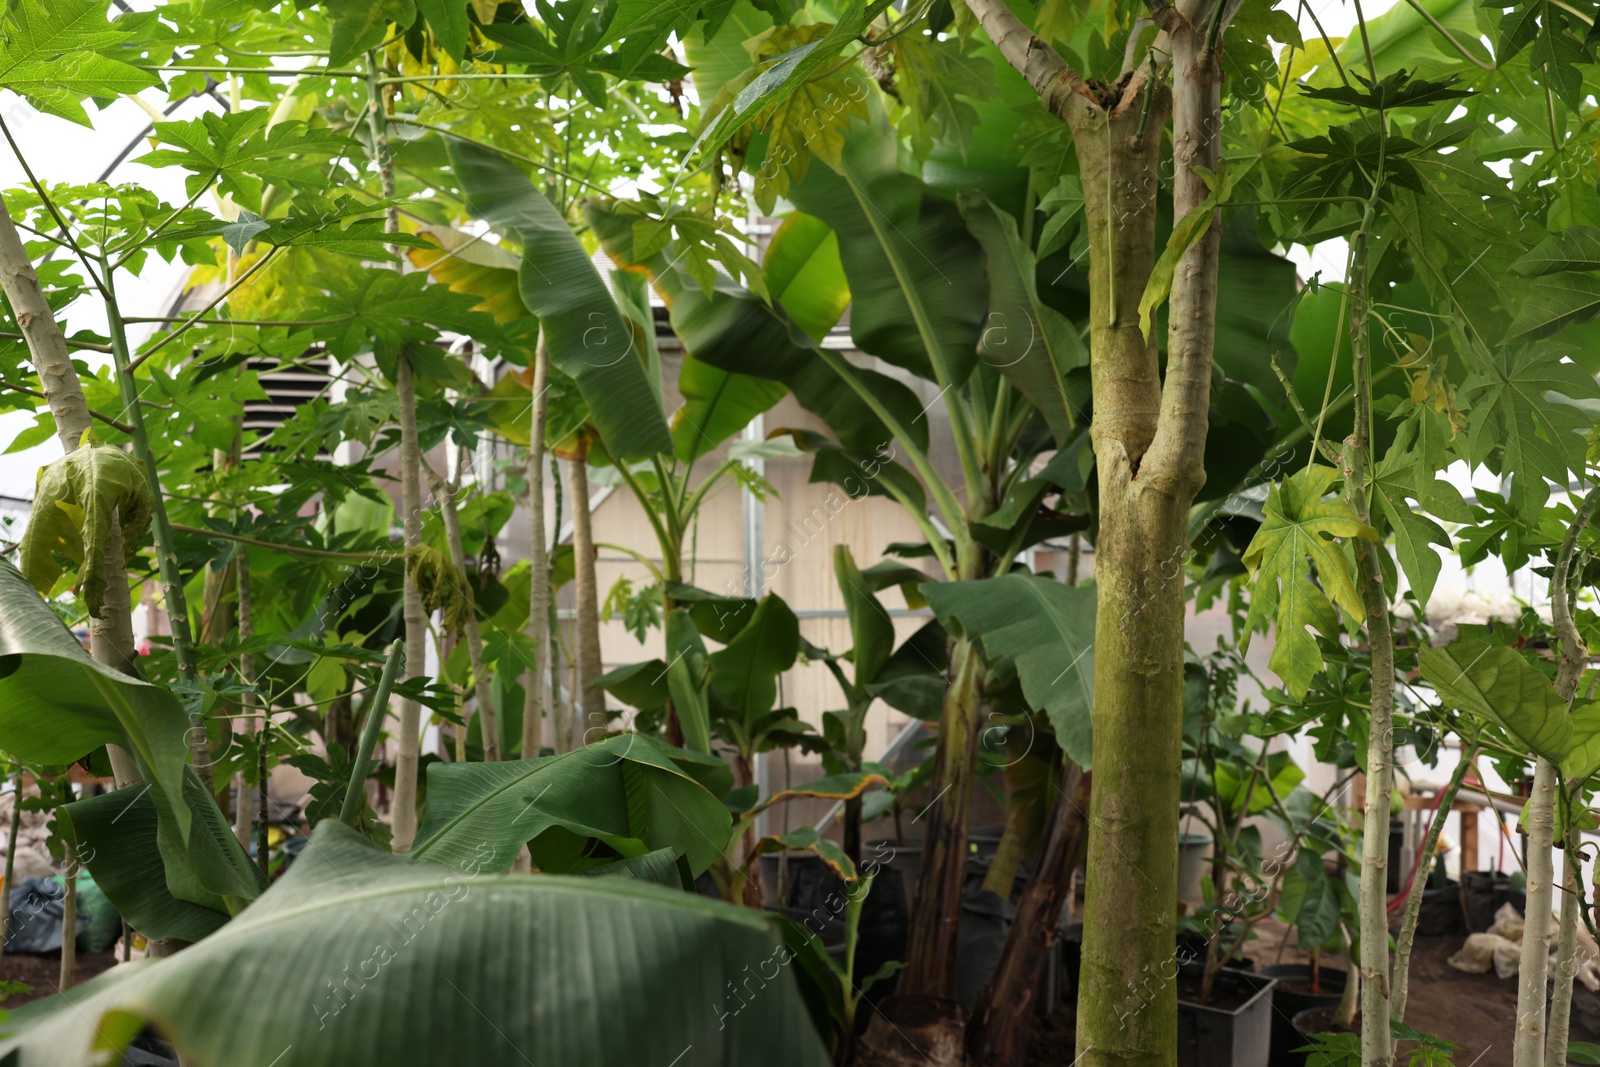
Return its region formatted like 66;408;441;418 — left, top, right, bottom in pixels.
57;786;230;942
1460;343;1600;513
1240;466;1378;699
329;0;417;66
580;846;689;888
708;594;800;718
958;192;1086;447
448;141;673;460
0;822;831;1067
834;545;893;688
18;440;152;619
1139;201;1216;341
1511;226;1600;276
417;0;471;57
672;356;786;463
0;0;161;126
1419;638;1570;763
0;558;188;826
687;1;893;165
1505;274;1600;342
587;199;928;455
1562;701;1600;780
765;212;849;342
788;122;986;385
922;573;1096;767
749;825;858;882
1371;446;1451;608
410;733;731;875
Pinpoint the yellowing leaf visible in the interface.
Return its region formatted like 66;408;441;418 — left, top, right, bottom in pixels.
1241;466;1377;698
19;440;152;618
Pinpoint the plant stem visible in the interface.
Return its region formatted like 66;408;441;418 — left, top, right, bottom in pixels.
1392;751;1473;1022
523;337;552;761
1344;194;1396;1067
366;53;426;849
1544;484;1599;1066
58;838;76;990
0;772;20;960
427;462;499;761
341;641;406;828
569;443;607;744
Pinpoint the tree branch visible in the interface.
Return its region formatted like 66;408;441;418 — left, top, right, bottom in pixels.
958;0;1097;120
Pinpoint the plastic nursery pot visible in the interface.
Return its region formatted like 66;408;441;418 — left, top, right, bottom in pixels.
1178;832;1214;904
1462;869;1525;933
1176;969;1276;1067
1415;877;1466;937
1289;1007;1358;1066
1258;964;1347;1067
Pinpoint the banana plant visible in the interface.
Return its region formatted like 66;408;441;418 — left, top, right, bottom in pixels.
0;820;832;1067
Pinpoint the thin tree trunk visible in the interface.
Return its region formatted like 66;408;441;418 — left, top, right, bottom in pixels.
1550;859;1581;1065
234;552;256;850
1519;758;1559;1065
1392;754;1472;1022
1541;485;1599;1067
0;772;21;960
569;446;606;744
59;839;76;990
969;766;1091;1067
428;463;500;761
0;199;88;447
0;197;144;788
522;338;551;760
1344;198;1397;1064
366;55;425;849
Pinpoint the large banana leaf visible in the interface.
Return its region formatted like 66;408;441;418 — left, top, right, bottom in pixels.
0;822;831;1067
765;212;851;342
410;733;731;875
57;782;231;942
787;121;986;387
923;573;1097;767
447;140;671;460
587;200;930;455
958;192;1087;448
0;559;187;798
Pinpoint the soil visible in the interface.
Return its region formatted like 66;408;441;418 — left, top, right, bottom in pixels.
1175;970;1263;1013
0;950;121;1007
1293;1007;1358;1035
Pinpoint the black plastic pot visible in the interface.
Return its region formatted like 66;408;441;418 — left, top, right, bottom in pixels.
1386;819;1404;895
1177;970;1276;1067
1415;877;1466;937
1258;965;1346;1067
763;852;909;1002
1462;869;1526;933
1289;1006;1357;1064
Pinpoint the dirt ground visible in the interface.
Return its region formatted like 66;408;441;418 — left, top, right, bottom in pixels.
0;950;121;1007
1024;919;1523;1067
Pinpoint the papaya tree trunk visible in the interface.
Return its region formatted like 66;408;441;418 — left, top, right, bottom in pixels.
522;336;551;760
428;462;500;761
569;444;606;744
969;765;1090;1067
957;5;1228;1064
235;553;257;851
365;55;425;849
0;198;142;788
1344;202;1397;1065
1542;485;1598;1067
1519;758;1559;1064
